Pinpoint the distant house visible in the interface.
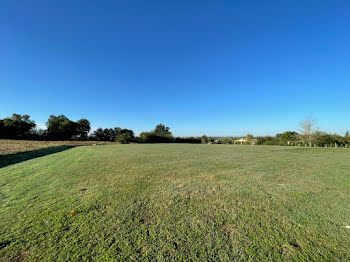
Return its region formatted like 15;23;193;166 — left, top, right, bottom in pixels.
234;138;257;145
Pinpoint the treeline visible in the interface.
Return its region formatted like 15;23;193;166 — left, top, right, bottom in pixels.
255;131;350;147
0;113;201;143
0;114;93;141
256;117;350;147
1;113;349;146
212;131;350;147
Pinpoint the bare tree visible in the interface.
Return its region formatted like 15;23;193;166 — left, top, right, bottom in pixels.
245;134;253;145
299;116;318;147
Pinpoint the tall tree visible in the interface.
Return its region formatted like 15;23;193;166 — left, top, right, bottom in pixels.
46;115;78;140
276;131;299;143
116;129;134;144
0;113;36;139
77;119;91;140
201;135;209;144
114;127;122;138
299;116;318;146
90;128;116;141
153;124;172;136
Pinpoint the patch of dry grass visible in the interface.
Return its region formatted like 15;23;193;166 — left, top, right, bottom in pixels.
0;139;116;155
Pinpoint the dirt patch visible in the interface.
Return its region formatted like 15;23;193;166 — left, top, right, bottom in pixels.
0;139;116;155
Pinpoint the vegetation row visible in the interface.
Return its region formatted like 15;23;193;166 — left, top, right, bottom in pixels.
0;113;349;147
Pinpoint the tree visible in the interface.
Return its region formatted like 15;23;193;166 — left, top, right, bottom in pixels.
30;128;47;140
0;113;36;139
114;127;122;138
46;115;78;140
245;134;253;145
77;119;91;140
276;131;299;143
138;124;173;143
153;124;172;137
0;120;5;138
313;131;334;147
174;137;201;143
201;135;209;144
90;128;116;141
116;129;134;144
90;128;103;141
345;131;349;137
299;116;318;146
139;131;173;143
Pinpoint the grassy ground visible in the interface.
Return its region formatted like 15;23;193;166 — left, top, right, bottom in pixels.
0;140;115;155
0;144;349;261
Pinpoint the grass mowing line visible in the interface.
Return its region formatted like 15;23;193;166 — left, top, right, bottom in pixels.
0;146;75;168
0;139;116;155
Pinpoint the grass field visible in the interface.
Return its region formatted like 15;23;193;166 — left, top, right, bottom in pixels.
0;140;115;155
1;144;349;261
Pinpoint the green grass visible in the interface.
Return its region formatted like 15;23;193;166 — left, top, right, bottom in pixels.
0;145;74;168
1;144;349;261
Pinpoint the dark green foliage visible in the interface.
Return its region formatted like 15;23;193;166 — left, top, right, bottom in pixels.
114;127;122;137
139;131;173;143
90;128;116;141
77;119;91;140
256;136;279;145
0;113;137;142
137;133;201;144
138;124;174;143
313;132;335;146
116;133;133;144
0;114;36;139
276;131;299;143
256;132;300;146
116;129;135;144
46;115;78;140
173;137;201;143
28;129;48;141
1;113;349;147
153;124;172;136
0;120;5;138
89;128;135;142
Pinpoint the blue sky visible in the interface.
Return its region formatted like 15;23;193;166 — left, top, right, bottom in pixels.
1;0;349;136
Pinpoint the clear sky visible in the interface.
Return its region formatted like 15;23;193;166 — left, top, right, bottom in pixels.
1;1;349;136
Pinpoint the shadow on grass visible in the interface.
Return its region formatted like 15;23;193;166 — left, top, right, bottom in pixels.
0;145;75;168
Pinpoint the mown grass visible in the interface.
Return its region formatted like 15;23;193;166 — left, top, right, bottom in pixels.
0;144;349;261
0;139;115;155
0;146;74;168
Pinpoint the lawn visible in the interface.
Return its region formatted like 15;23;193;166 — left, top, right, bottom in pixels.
0;140;115;155
0;144;349;261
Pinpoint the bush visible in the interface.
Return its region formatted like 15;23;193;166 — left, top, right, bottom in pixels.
116;133;134;144
174;137;201;143
139;132;173;143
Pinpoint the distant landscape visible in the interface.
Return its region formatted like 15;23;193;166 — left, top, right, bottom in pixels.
1;113;350;260
1;113;350;147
